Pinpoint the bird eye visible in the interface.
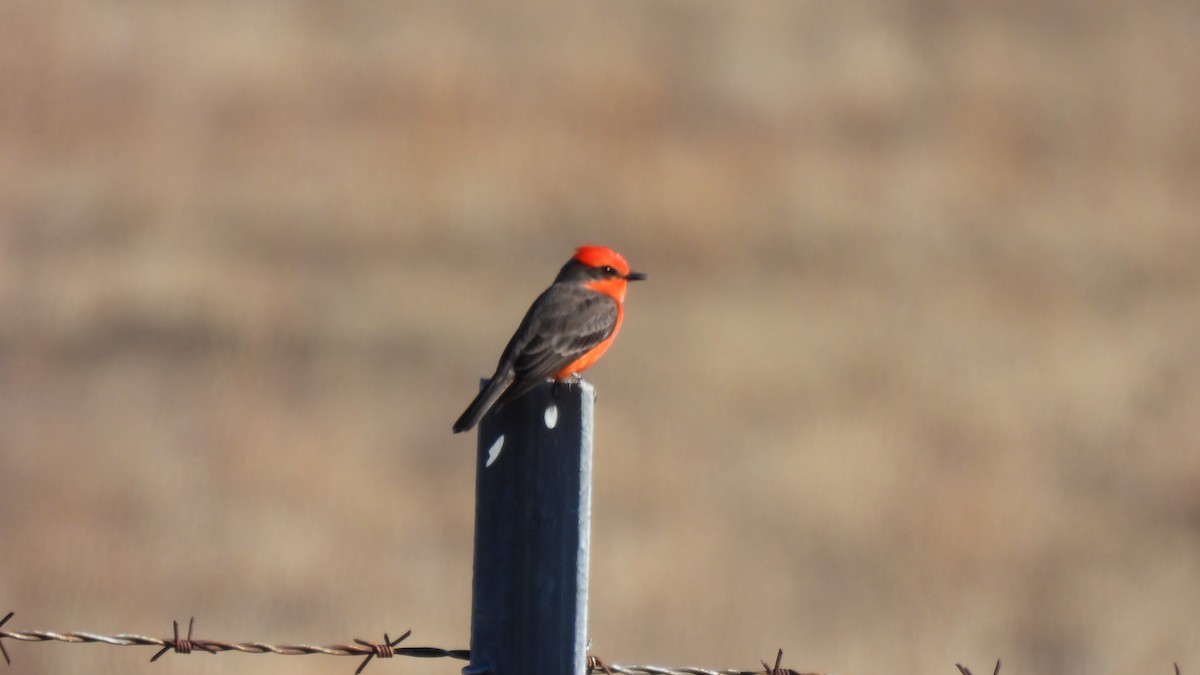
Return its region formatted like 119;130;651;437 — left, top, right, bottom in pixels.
601;266;617;276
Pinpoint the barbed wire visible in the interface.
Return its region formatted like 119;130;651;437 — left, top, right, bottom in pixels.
0;613;466;674
0;611;817;674
0;611;807;674
0;613;1183;675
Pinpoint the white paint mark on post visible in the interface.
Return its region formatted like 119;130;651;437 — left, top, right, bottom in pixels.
485;435;505;467
544;403;558;428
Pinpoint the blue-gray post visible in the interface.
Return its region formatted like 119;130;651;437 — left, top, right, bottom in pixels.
463;379;595;675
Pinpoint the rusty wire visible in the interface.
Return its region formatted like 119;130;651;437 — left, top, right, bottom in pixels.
1;613;813;674
0;613;467;673
5;613;1180;675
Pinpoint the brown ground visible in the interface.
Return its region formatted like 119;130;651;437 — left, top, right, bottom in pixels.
2;3;1199;674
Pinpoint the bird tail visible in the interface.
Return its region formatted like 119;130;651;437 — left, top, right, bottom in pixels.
452;371;515;433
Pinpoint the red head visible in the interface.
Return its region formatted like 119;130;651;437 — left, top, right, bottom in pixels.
556;245;647;302
573;245;631;275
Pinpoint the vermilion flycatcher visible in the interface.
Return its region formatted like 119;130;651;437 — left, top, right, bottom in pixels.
452;245;646;433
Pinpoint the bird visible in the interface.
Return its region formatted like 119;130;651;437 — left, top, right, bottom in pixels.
452;245;646;433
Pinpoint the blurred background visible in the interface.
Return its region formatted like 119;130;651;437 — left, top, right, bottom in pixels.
2;2;1199;674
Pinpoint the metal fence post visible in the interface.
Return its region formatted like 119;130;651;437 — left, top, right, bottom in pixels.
463;379;594;675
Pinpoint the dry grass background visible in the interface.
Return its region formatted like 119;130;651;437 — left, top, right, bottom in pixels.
2;2;1199;674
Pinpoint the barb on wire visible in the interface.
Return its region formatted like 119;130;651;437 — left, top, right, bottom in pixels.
0;612;13;665
150;618;216;661
762;649;803;675
353;631;412;675
956;661;1001;675
0;613;468;673
588;654;614;674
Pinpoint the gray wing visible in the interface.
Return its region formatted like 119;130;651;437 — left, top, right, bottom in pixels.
511;285;618;382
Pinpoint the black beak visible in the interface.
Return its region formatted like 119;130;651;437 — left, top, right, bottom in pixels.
625;271;648;282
